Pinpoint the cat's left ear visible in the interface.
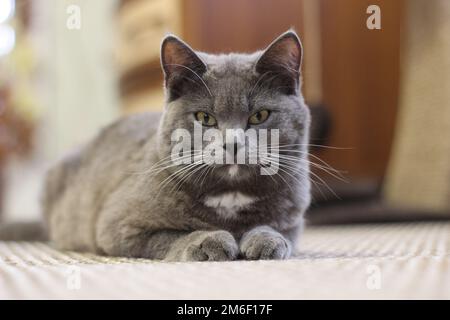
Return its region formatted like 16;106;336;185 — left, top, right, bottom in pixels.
255;30;303;95
161;35;207;100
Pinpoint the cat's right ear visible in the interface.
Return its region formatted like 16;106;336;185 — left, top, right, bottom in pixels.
161;35;207;100
255;31;303;95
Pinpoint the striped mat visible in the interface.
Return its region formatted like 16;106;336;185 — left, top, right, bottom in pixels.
1;222;449;299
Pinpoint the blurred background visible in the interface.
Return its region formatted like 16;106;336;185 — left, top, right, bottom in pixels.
0;0;449;224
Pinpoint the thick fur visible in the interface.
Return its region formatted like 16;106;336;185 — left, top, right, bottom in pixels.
25;31;311;261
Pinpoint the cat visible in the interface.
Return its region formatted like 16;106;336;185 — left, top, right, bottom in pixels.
4;30;311;261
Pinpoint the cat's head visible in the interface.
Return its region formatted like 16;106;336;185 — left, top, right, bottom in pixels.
156;31;310;193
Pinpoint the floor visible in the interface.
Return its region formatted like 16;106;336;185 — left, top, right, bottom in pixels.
1;222;449;299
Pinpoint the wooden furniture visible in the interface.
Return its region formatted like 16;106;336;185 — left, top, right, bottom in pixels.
384;0;450;212
116;0;182;113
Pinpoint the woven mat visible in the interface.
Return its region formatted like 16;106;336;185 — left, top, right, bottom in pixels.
1;222;449;299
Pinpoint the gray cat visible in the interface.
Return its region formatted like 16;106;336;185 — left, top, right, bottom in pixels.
7;31;311;261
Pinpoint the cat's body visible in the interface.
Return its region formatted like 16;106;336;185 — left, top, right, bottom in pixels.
40;31;312;261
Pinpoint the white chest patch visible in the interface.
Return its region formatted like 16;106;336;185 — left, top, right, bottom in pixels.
204;192;257;218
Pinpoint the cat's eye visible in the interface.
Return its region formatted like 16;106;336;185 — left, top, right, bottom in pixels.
195;111;217;126
248;110;270;125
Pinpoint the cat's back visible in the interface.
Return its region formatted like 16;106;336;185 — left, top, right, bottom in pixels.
45;112;162;207
44;112;162;250
91;112;162;153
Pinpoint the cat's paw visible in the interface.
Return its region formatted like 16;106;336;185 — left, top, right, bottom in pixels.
240;226;291;260
183;230;239;262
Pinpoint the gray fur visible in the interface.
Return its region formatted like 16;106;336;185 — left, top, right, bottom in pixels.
42;31;311;261
240;226;291;260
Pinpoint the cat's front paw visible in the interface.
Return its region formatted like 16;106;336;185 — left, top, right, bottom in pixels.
240;226;291;260
182;230;239;262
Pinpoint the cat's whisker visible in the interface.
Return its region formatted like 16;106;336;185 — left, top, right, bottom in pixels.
251;73;282;96
305;153;347;177
269;166;295;193
171;163;209;194
258;156;306;191
132;150;203;175
259;158;316;197
145;156;201;176
259;162;279;187
136;157;193;176
301;167;339;199
272;61;301;75
191;162;212;188
202;165;216;187
300;161;347;182
198;165;213;189
154;151;206;191
257;149;330;171
155;161;203;197
128;152;186;174
269;143;352;150
156;164;199;198
265;154;347;183
275;161;327;198
248;71;272;97
265;148;347;177
259;153;335;199
182;164;209;190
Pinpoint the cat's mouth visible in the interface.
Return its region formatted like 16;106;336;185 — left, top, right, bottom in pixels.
209;164;240;176
227;165;239;178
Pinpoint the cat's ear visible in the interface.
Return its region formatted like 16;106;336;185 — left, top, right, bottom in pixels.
161;35;207;100
255;30;303;95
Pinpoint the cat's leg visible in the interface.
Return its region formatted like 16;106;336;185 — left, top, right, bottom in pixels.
96;225;239;262
239;226;292;260
164;230;239;262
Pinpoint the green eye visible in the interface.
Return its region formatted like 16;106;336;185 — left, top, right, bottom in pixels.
248;110;270;125
195;111;217;126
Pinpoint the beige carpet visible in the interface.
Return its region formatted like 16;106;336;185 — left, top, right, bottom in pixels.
1;222;449;299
